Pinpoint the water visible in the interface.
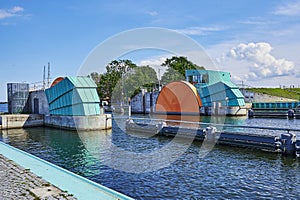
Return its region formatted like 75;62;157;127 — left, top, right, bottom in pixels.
1;116;300;199
0;103;8;113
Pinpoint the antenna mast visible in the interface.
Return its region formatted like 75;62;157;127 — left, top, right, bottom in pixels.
43;65;46;90
47;62;51;88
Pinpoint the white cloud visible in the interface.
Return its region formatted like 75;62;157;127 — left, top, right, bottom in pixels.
0;6;24;20
147;11;158;16
11;6;24;13
176;26;226;36
138;55;173;67
137;55;173;80
238;17;274;25
228;42;295;80
273;1;300;16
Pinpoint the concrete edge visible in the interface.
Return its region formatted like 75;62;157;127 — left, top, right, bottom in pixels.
0;141;134;200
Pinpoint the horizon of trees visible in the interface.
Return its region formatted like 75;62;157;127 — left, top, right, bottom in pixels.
89;56;205;102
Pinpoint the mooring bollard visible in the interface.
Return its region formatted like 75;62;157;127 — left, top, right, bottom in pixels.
205;126;217;142
248;109;254;118
274;136;282;152
295;140;300;157
287;109;295;119
157;121;167;135
280;132;296;155
125;118;134;128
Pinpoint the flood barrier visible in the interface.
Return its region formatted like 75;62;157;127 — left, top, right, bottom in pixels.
248;108;300;119
124;117;300;156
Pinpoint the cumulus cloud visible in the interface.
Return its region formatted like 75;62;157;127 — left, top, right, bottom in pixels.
138;55;172;80
273;1;300;16
139;55;170;67
0;6;24;19
228;42;295;80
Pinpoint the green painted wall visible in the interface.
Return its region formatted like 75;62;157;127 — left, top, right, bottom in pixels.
186;70;245;107
45;77;101;116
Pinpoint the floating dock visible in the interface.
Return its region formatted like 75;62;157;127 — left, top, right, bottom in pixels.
125;118;300;156
248;108;300;119
248;101;300;119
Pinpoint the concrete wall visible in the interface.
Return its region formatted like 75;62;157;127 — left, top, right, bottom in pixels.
27;90;50;115
131;91;159;114
7;83;29;114
0;113;111;131
0;114;44;129
131;93;144;113
44;114;112;130
241;89;296;103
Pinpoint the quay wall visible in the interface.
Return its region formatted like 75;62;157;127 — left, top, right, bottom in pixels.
0;114;44;129
0;114;112;130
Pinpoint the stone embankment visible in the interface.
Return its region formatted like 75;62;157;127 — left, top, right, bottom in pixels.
0;154;76;200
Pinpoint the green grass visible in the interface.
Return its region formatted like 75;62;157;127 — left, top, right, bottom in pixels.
246;88;300;100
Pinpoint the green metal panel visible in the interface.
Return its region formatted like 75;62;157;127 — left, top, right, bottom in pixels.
45;76;100;116
186;70;231;85
251;102;300;109
186;70;246;107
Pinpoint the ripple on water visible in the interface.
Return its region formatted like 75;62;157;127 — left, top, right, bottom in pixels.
1;118;300;199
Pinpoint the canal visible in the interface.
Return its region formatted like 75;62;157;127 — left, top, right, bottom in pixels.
1;116;300;199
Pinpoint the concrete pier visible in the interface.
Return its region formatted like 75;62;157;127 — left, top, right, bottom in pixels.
0;114;112;131
0;114;44;130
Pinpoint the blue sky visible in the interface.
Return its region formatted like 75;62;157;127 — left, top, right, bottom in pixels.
0;0;300;101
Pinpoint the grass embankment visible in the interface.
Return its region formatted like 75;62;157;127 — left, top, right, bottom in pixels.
246;88;300;100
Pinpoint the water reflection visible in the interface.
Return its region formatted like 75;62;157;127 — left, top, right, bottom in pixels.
1;117;300;199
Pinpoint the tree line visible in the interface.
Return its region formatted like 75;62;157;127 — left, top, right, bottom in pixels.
89;56;204;103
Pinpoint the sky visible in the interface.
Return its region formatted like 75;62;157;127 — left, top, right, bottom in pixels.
0;0;300;101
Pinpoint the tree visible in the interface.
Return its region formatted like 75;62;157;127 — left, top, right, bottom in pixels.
88;72;101;83
91;60;158;103
96;59;137;101
160;56;205;85
112;65;158;102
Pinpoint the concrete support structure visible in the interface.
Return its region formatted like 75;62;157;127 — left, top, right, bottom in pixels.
27;90;50;115
131;91;159;114
0;114;112;130
0;114;44;129
7;83;29;114
44;114;112;131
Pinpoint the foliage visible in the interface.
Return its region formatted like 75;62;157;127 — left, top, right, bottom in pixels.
246;88;300;100
96;60;137;101
90;60;158;103
112;65;158;102
160;56;205;85
90;56;206;102
88;72;101;83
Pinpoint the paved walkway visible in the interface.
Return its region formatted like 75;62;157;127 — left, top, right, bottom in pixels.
0;154;76;200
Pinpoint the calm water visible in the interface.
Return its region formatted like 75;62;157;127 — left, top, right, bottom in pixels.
0;103;8;113
1;116;300;199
